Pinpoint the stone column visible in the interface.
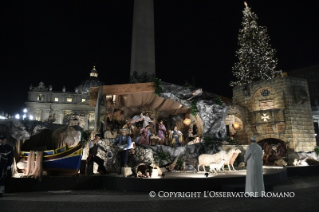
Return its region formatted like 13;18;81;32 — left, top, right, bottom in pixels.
41;109;49;121
58;110;63;124
129;0;156;82
84;112;89;130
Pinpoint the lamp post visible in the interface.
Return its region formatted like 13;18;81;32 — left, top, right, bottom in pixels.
23;108;28;120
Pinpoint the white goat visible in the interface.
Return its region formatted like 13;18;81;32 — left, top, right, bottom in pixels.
228;149;242;171
198;151;226;172
222;149;236;171
209;159;226;174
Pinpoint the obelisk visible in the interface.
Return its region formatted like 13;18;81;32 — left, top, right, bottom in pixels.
129;0;156;83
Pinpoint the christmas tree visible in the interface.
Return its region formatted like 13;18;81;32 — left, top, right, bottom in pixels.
230;2;282;86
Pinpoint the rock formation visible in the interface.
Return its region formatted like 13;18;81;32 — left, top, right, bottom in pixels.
159;82;227;140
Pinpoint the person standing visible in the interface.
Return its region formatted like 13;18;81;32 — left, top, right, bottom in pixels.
0;135;13;197
137;125;151;146
158;121;166;145
87;134;108;174
172;126;182;147
244;136;265;197
142;112;153;128
114;129;132;167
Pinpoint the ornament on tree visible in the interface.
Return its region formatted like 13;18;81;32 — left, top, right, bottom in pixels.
230;2;282;86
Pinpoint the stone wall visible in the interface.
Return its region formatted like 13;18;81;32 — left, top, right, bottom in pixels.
233;76;316;152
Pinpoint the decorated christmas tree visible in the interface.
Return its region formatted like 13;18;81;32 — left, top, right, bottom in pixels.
230;2;282;86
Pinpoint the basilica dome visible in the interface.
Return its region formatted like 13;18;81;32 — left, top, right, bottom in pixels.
77;66;103;94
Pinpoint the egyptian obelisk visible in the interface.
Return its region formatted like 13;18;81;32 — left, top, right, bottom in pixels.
129;0;156;83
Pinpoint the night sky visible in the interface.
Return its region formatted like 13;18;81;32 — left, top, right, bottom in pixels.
1;0;318;116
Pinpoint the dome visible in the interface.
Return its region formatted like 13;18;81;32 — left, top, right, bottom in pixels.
77;66;103;94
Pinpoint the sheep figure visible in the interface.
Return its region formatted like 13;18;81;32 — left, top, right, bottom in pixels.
228;149;242;171
209;159;226;174
198;151;226;172
222;148;236;171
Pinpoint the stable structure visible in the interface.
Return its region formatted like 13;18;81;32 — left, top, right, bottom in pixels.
89;82;194;136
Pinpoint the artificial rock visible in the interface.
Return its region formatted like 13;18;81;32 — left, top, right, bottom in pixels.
159;82;227;140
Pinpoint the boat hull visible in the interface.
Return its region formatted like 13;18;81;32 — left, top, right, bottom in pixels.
20;145;83;175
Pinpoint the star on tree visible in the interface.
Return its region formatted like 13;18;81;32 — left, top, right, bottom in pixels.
230;2;282;86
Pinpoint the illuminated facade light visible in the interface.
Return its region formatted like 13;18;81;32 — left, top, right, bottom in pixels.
233;122;240;130
183;118;191;126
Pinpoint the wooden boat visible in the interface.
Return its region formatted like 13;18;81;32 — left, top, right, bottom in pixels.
20;144;83;175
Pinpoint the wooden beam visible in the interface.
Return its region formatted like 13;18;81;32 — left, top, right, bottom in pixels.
89;82;155;107
100;82;155;95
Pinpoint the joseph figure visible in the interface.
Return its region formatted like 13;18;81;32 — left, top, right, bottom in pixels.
244;136;265;197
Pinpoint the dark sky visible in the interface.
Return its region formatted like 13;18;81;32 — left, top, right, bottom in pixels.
1;0;318;115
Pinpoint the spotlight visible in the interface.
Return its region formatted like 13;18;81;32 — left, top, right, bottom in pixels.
183;118;191;126
233;122;240;130
205;173;209;177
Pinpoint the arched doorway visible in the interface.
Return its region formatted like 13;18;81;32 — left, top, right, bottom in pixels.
258;138;287;165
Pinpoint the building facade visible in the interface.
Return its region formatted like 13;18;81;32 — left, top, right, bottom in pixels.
25;66;103;130
231;76;316;152
288;64;319;144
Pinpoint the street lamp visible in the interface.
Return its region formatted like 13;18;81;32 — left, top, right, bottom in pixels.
15;114;20;119
29;115;34;120
23;108;27;113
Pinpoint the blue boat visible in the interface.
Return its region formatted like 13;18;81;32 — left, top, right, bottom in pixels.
20;144;83;175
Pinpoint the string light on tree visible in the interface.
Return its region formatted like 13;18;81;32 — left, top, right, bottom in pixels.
230;2;282;87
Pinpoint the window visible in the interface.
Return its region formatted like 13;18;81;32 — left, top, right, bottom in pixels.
55;97;59;102
261;89;270;96
67;98;72;102
37;94;43;100
82;99;86;102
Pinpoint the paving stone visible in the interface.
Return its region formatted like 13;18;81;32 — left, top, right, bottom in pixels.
1;175;319;212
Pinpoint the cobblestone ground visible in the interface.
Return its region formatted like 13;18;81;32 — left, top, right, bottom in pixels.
1;175;319;212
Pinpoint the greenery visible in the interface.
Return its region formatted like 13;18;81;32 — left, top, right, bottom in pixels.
214;96;223;106
175;158;184;170
191;100;198;116
314;146;319;156
154;150;171;163
226;136;238;144
153;78;162;96
184;81;194;89
230;2;282;86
